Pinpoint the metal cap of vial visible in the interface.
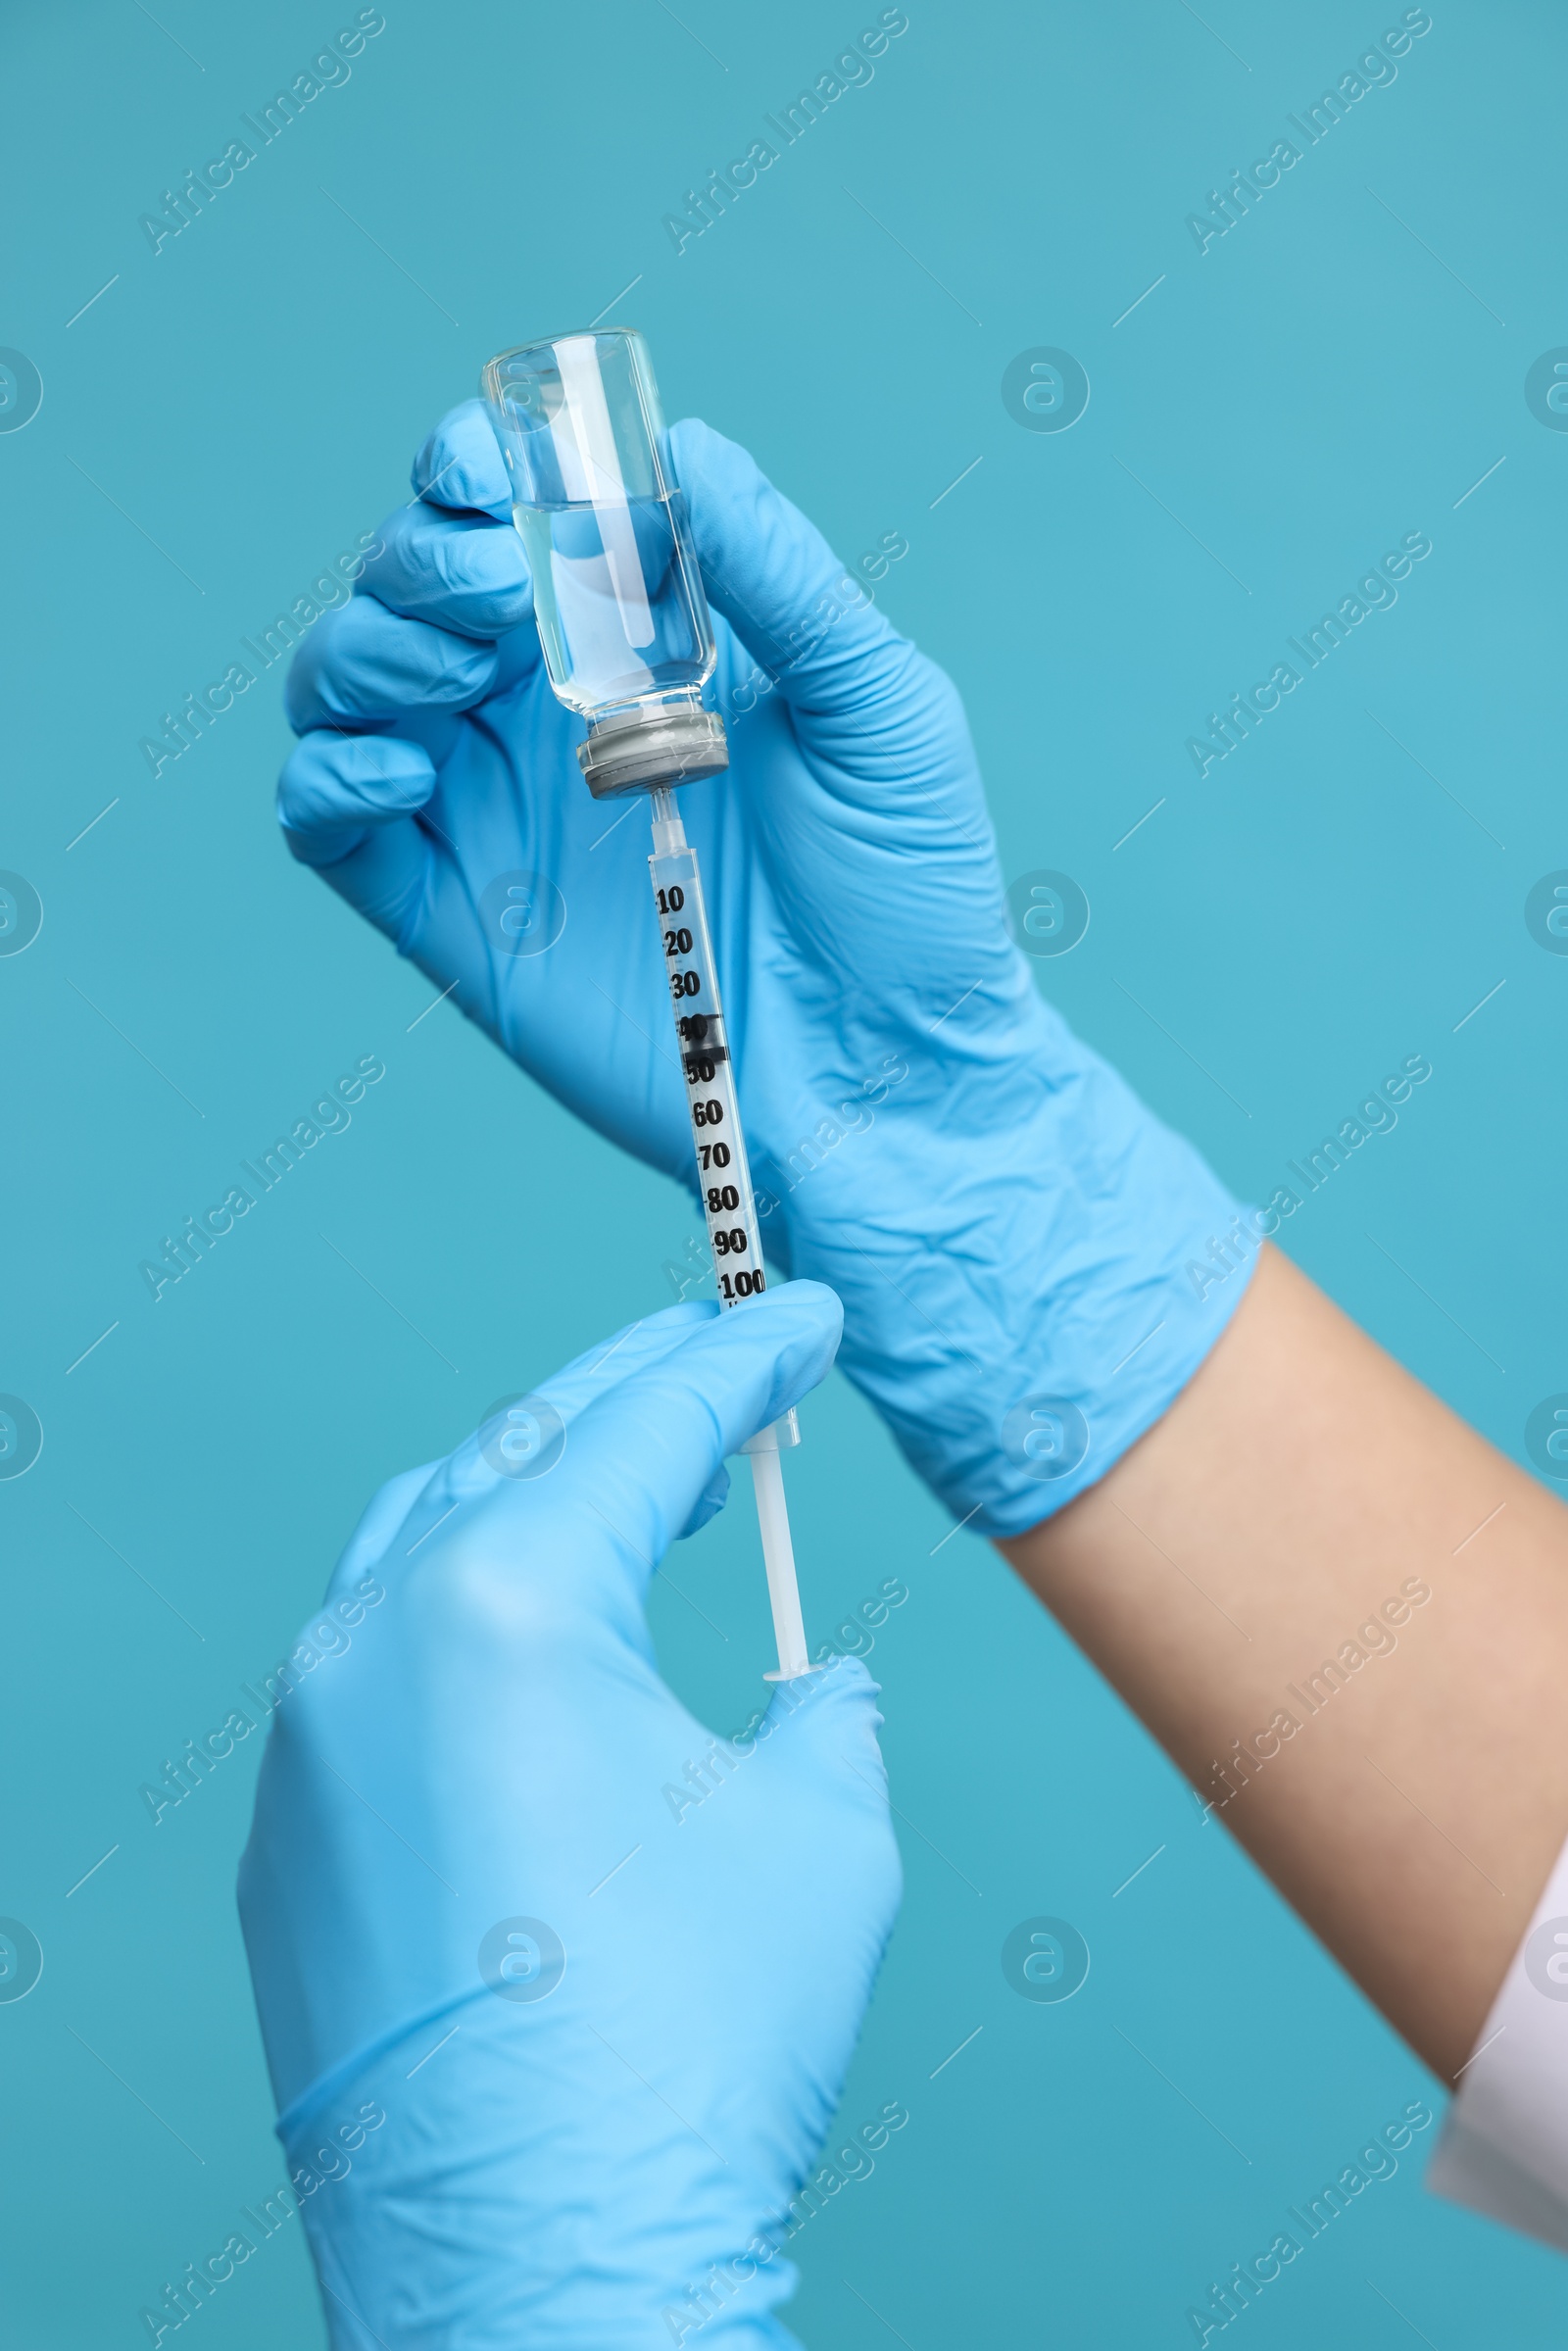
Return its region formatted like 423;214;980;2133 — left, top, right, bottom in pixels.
576;704;729;799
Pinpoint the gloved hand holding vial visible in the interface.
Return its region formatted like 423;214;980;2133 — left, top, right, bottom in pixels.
481;328;811;1684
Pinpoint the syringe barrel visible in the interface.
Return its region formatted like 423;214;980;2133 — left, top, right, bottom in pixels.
649;809;810;1680
649;832;799;1446
649;839;768;1309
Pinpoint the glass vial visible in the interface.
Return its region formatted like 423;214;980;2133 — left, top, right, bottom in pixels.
481;327;729;798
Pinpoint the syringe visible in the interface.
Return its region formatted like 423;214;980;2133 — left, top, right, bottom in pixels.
479;324;814;1681
647;786;816;1682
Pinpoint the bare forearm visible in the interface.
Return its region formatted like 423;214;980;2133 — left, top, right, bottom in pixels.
1000;1245;1568;2080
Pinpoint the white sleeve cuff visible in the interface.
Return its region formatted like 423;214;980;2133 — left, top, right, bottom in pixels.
1427;1830;1568;2250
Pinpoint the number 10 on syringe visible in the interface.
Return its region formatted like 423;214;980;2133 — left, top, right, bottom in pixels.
649;788;813;1684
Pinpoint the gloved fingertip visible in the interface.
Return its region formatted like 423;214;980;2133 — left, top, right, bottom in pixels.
357;502;533;642
728;1276;843;1342
276;731;436;872
806;1649;882;1709
278;730;436;821
621;1298;722;1340
760;1651;888;1769
737;1277;845;1403
412;399;512;518
285;597;501;732
555;1286;843;1581
667;417;771;563
765;1276;845;1327
668;414;748;488
674;1278;844;1454
323;1458;441;1593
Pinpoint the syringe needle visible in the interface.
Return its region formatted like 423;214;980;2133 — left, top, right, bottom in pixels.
646;787;817;1681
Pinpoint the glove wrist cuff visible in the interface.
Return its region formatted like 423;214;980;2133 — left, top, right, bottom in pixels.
776;1037;1261;1533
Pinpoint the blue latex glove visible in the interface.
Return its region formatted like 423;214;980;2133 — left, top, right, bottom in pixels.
278;404;1249;1533
237;1284;901;2349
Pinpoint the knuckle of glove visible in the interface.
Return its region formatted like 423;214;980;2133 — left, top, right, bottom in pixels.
361;508;530;641
285;597;499;728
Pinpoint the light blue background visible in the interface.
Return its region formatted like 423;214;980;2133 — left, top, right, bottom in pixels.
3;0;1565;2340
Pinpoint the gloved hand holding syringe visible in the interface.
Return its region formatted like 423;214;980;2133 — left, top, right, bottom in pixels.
482;327;813;1682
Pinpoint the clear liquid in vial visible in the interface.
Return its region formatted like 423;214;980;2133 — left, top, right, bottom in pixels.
514;490;710;716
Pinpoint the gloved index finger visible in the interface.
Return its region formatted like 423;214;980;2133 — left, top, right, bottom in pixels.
356;502;532;643
411;398;512;518
321;1458;443;1608
532;1279;843;1600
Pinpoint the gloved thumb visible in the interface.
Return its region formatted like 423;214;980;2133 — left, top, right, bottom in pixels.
750;1652;892;1826
672;418;964;773
671;416;888;687
731;1655;903;1999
